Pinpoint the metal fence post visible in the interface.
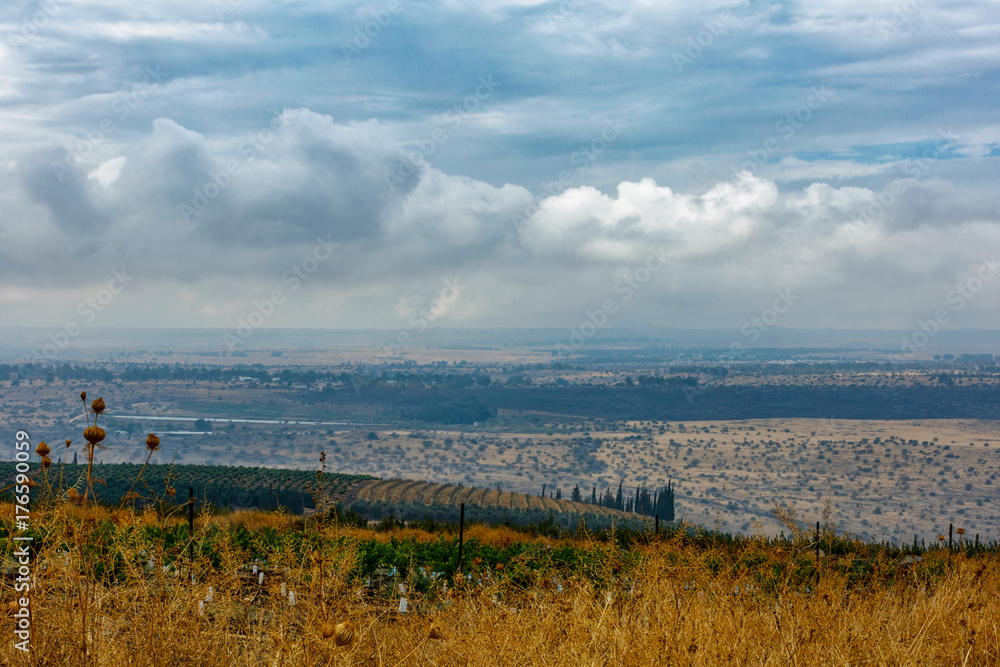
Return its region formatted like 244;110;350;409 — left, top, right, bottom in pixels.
816;521;820;579
457;503;465;574
189;487;195;564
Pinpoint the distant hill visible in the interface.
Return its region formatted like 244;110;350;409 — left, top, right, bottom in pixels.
2;325;999;357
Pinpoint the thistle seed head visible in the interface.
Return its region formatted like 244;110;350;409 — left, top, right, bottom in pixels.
84;426;106;445
333;620;357;647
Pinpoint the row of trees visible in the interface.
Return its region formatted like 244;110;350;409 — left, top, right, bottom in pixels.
1;462;372;513
0;363;496;387
566;481;675;521
346;499;650;533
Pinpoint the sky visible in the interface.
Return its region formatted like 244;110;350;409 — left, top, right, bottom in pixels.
1;0;998;343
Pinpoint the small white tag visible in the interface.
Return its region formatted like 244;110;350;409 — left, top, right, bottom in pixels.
398;598;408;613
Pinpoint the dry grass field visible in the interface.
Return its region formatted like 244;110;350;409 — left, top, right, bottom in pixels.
4;501;1000;666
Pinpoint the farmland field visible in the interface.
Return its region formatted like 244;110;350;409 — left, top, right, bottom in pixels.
2;356;999;543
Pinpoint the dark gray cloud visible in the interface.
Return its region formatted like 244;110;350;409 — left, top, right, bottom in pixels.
19;147;105;234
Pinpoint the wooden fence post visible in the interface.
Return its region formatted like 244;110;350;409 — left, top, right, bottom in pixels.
949;523;953;552
655;514;659;536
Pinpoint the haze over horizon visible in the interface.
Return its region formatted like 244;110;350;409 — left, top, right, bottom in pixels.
2;0;998;337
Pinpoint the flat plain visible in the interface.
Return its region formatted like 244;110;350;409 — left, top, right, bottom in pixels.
4;366;999;542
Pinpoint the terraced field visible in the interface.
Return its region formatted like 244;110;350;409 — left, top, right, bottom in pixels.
347;478;632;518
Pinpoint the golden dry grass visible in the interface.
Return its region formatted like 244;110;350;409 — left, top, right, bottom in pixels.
5;504;1000;666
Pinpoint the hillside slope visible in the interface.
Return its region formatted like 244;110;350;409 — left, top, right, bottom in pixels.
346;478;641;520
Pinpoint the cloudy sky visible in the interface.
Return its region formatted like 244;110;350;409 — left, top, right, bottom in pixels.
1;0;998;340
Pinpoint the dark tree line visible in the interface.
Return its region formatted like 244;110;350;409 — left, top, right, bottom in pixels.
568;481;674;521
407;397;496;424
